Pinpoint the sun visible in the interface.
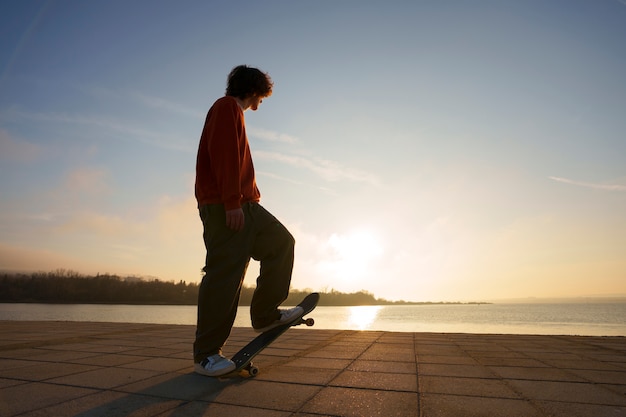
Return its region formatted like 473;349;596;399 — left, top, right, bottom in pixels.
321;228;384;283
329;229;383;260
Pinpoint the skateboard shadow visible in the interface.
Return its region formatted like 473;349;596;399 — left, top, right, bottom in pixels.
73;371;248;416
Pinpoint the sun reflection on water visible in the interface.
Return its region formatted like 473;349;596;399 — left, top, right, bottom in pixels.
347;305;382;330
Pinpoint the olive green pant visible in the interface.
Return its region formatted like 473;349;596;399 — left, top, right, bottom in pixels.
193;202;294;363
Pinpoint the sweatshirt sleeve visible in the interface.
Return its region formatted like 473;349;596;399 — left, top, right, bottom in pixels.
206;100;244;210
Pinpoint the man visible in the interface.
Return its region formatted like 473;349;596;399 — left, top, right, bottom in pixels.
193;65;302;377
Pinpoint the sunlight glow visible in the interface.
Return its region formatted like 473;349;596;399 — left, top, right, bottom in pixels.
323;228;384;282
347;305;382;330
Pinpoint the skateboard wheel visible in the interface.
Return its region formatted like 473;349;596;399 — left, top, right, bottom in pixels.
248;365;259;376
304;318;314;326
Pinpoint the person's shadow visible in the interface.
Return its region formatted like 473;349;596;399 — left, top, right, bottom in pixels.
74;372;248;416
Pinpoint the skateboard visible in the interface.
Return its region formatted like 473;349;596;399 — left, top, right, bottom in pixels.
229;292;320;377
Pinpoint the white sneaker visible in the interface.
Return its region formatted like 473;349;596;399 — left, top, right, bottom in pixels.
194;354;236;377
254;306;304;333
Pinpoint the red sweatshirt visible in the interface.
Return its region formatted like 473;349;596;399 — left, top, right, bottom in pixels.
195;96;261;210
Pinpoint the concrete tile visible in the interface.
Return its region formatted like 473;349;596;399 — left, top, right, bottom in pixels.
488;365;585;382
535;400;626;417
415;345;465;356
460;346;512;355
164;401;291;417
0;358;40;372
360;346;415;362
258;347;302;357
331;369;418;392
567;368;626;384
327;339;368;350
0;381;97;416
378;333;414;341
256;365;340;385
291;413;333;417
348;359;417;374
587;354;626;365
415;334;454;341
69;353;151;367
287;357;352;370
89;337;166;348
467;351;527;359
118;357;190;373
509;379;626;406
338;331;383;343
160;341;191;351
25;349;101;363
543;358;624;371
326;339;372;348
0;377;27;389
116;372;229;401
0;348;48;359
47;366;163;390
419;375;521;398
600;383;626;396
474;357;547;367
418;363;496;379
420;393;543;417
120;347;181;357
301;386;418;417
43;343;138;354
208;380;321;412
524;352;585;361
302;345;368;360
419;354;480;365
0;362;99;381
19;391;182;417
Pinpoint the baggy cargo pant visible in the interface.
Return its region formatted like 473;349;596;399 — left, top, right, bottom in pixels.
193;202;295;363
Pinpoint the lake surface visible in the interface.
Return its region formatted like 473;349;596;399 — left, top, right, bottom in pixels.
1;302;625;336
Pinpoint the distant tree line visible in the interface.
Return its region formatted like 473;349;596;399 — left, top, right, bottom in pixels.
0;270;487;306
0;270;197;305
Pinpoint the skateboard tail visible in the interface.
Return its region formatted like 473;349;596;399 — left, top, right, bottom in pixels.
228;292;320;376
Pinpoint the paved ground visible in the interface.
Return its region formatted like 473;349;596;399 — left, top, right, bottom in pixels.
0;321;625;416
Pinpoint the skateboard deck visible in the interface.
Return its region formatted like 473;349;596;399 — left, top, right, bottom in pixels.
229;292;320;376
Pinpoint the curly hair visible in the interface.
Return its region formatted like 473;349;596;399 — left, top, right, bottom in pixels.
225;65;273;99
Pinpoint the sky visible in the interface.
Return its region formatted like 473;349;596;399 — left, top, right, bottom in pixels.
1;0;625;302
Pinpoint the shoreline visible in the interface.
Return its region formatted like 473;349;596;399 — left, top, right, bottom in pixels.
2;302;626;337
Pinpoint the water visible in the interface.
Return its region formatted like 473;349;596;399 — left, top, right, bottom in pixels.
1;303;625;336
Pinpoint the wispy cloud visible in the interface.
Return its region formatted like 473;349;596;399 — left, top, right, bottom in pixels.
256;150;381;186
76;84;203;119
248;127;299;144
257;170;336;194
3;108;193;152
549;176;626;191
128;91;204;118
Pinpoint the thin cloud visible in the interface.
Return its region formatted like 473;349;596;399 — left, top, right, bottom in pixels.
257;170;337;195
248;127;299;144
549;176;626;192
257;170;304;186
4;108;193;152
255;150;381;186
129;91;204;118
76;84;203;119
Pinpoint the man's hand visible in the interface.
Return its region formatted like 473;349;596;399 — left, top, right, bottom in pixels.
225;208;245;231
